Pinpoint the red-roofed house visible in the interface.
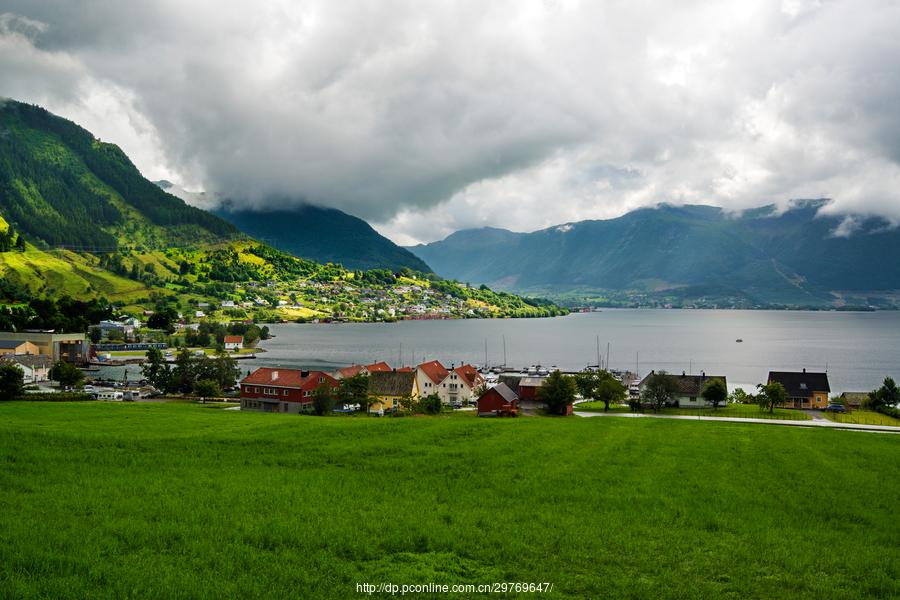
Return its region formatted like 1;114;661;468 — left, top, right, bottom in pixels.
365;361;392;373
415;360;450;398
240;367;339;413
223;335;244;351
335;364;367;379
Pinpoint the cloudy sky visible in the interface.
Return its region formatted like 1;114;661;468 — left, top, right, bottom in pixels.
2;0;899;245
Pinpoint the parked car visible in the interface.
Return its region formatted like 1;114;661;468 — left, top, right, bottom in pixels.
823;403;847;413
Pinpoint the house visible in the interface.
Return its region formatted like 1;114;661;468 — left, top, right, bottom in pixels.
239;368;339;413
335;364;367;379
223;335;243;351
364;361;392;373
517;377;546;411
415;359;450;398
0;354;51;383
445;364;484;405
367;370;419;414
477;383;518;417
768;369;830;409
0;332;88;363
415;361;484;405
0;340;39;356
839;392;869;409
638;371;728;408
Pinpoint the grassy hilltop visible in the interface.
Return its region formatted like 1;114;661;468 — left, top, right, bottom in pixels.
1;402;897;599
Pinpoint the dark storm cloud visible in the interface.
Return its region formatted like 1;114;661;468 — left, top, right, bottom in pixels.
2;1;900;242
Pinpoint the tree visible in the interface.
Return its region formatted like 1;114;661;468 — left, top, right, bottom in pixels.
536;370;577;415
88;327;102;344
574;369;626;412
196;351;240;391
756;381;786;414
194;379;222;400
170;348;197;394
641;371;679;412
868;377;900;413
418;393;442;415
141;347;172;392
701;378;728;410
729;388;752;405
337;373;370;412
147;308;178;333
0;362;25;399
50;360;84;388
311;383;335;415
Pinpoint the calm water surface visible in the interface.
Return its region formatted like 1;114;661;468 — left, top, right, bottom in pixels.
251;309;900;394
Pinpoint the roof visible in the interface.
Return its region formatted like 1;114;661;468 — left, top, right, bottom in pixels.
454;364;483;388
0;340;27;349
417;360;449;384
368;370;416;397
482;383;518;403
337;364;366;378
365;361;392;373
0;354;51;369
396;366;414;373
518;377;546;388
768;370;830;398
638;372;727;397
223;335;243;344
241;367;334;388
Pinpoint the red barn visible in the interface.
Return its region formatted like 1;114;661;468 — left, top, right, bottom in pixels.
477;383;519;417
240;367;339;413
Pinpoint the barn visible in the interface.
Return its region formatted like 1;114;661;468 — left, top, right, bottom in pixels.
477;383;519;417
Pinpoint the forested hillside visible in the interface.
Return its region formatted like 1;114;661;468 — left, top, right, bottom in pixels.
0;100;237;250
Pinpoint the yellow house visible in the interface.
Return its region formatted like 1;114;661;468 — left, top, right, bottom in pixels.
367;370;419;414
0;340;40;356
767;369;831;409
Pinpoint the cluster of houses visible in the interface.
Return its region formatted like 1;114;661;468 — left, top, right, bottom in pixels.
238;359;846;418
0;331;91;386
633;368;834;409
239;359;491;415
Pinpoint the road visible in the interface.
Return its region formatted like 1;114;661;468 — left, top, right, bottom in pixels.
574;410;900;434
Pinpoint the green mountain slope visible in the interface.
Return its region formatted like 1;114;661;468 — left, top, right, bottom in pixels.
0;100;238;250
0;100;562;320
211;204;433;273
408;202;900;307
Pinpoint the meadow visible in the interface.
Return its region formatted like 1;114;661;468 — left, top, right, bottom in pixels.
1;402;898;599
575;402;811;421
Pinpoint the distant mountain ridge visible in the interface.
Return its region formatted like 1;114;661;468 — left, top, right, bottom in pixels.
211;204;433;273
407;202;900;306
153;180;431;273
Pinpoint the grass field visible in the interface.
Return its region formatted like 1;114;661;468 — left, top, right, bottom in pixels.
576;402;811;421
821;409;900;427
1;402;898;599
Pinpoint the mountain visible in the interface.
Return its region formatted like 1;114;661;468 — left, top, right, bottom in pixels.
407;202;900;307
0;100;560;321
153;181;432;273
0;101;238;250
213;204;432;273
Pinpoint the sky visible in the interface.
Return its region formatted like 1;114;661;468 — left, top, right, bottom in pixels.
2;0;900;245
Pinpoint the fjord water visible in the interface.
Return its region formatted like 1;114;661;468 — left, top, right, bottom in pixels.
255;309;900;394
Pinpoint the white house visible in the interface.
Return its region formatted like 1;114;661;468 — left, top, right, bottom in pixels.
1;354;51;384
223;335;244;351
415;360;484;405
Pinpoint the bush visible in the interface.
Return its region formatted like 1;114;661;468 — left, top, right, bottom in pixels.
16;392;94;402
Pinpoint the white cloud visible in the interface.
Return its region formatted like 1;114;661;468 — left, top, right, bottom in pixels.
2;1;900;244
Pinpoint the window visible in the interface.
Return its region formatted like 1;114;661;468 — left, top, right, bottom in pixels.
319;377;325;383
283;389;288;396
304;390;311;397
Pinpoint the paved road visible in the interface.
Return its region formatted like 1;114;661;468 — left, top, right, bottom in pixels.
574;411;900;434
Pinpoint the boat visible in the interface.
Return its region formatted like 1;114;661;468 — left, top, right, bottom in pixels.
736;338;743;343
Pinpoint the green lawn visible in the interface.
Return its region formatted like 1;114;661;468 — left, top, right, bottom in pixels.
576;402;811;421
821;409;900;427
1;402;898;599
